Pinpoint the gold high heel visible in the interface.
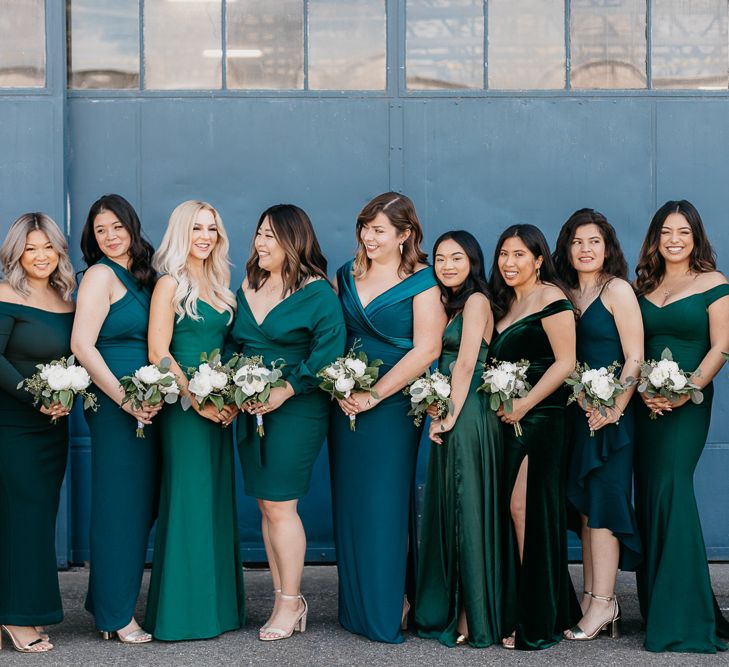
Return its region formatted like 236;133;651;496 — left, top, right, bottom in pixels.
259;593;308;641
565;592;621;641
1;625;53;653
99;628;153;643
259;588;282;637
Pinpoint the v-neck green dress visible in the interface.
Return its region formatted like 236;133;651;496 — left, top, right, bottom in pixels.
230;280;346;501
0;300;73;626
145;301;245;640
489;300;580;650
634;284;729;653
415;313;505;648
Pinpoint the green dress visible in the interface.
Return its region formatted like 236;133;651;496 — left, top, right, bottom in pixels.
230;280;345;500
145;301;245;640
0;301;73;626
489;299;581;650
635;284;729;653
84;257;159;632
415;313;504;647
329;261;437;644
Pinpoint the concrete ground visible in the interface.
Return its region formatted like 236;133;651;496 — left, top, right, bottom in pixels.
3;565;729;666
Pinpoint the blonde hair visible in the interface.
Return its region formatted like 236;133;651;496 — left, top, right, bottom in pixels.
153;200;236;323
0;212;76;301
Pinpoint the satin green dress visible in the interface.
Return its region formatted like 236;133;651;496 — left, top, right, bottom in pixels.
415;313;504;647
635;284;729;653
329;261;437;644
0;301;73;626
230;280;345;500
489;299;580;650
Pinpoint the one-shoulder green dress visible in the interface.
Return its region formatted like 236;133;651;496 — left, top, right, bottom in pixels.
635;284;729;653
84;258;159;632
145;301;245;640
489;300;580;650
415;313;504;647
230;280;346;500
329;261;437;644
0;301;73;626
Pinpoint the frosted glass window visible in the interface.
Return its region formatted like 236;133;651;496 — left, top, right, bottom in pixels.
406;0;484;90
488;0;565;90
308;0;386;90
0;0;45;88
68;0;139;89
227;0;303;89
144;0;222;90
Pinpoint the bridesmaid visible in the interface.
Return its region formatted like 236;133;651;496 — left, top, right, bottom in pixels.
0;214;75;653
415;231;504;648
230;204;345;641
145;200;244;640
553;209;643;640
71;194;160;643
330;192;446;644
633;200;729;653
488;224;580;650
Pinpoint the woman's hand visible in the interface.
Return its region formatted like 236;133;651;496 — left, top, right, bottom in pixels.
586;405;622;432
121;401;157;425
496;397;530;426
337;391;379;416
220;404;239;426
640;392;688;416
39;402;71;420
428;416;454;444
193;400;227;424
425;403;440;418
246;384;295;416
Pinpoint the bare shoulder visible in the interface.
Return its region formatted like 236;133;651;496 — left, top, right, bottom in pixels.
154;274;177;293
79;262;115;287
539;283;569;305
603;277;638;301
0;282;20;303
463;291;491;315
697;271;728;290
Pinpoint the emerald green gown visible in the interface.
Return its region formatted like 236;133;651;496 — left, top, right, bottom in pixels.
230;280;345;500
145;301;245;640
84;258;159;632
635;284;729;653
489;299;580;650
0;301;73;626
329;261;437;644
415;313;504;647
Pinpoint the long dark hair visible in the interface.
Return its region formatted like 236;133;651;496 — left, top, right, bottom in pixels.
432;230;491;320
635;200;717;296
553;208;628;289
489;224;571;320
80;193;156;288
245;204;329;297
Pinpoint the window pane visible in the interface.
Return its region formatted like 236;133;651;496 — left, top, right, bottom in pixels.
571;0;646;89
652;0;728;89
144;0;221;90
309;0;386;90
488;0;565;89
227;0;303;89
406;0;484;90
0;0;45;88
68;0;139;89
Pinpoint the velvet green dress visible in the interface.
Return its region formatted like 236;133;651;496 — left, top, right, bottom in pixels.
635;284;729;653
415;313;504;647
0;301;73;626
329;261;437;644
84;258;159;632
230;280;346;500
489;299;580;650
145;301;245;640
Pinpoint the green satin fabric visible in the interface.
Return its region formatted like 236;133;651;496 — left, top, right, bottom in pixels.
489;299;580;650
415;314;504;647
635;284;729;653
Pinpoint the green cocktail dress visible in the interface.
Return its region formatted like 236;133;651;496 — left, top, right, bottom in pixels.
415;313;504;647
84;257;159;632
230;280;345;500
489;299;580;650
635;284;729;653
145;301;245;640
329;260;437;644
0;301;73;626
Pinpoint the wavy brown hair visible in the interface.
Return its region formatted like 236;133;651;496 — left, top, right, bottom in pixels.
245;204;329;297
352;192;428;279
634;200;717;296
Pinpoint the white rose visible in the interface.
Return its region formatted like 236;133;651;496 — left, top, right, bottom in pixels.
500;362;518;374
45;365;73;391
325;365;343;379
209;370;228;391
409;378;429;402
160;379;179;396
250;378;266;394
344;358;367;378
591;375;614;402
135;364;163;385
657;359;679;374
595;366;609;376
581;369;599;385
669;373;687;391
67;365;91;391
648;366;668;388
188;373;213;398
432;379;451;398
198;362;212;375
335;375;356;395
39;364;53;381
491;369;513;393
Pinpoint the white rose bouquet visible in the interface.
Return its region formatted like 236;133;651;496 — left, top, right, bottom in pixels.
120;357;180;437
565;362;630;436
18;354;98;423
181;348;235;415
478;359;532;436
231;355;287;437
404;369;454;427
317;339;383;431
634;347;702;420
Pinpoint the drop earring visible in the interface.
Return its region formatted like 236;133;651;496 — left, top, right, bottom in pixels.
399;243;404;254
536;266;541;281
